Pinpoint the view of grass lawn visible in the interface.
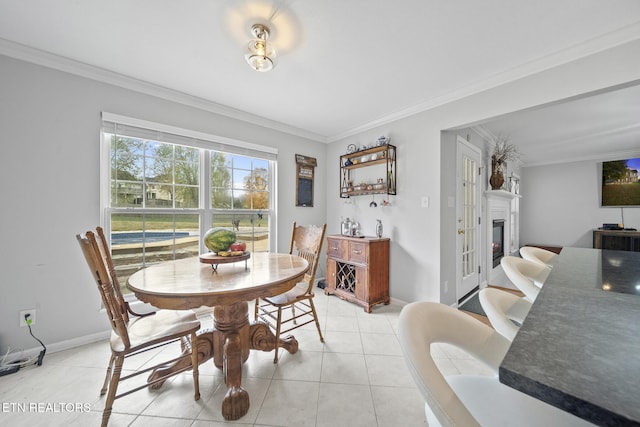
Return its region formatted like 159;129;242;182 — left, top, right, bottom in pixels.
111;213;266;232
112;214;198;231
602;183;640;206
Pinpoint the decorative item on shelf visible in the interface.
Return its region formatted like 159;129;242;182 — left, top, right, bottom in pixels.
508;174;520;194
490;136;520;190
377;136;390;146
346;143;357;154
344;158;353;167
350;220;361;236
353;182;367;191
376;219;383;238
341;217;352;236
381;200;391;206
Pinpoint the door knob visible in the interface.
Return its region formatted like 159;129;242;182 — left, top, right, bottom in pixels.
457;229;465;235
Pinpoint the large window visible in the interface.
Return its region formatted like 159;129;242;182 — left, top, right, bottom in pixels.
102;114;277;293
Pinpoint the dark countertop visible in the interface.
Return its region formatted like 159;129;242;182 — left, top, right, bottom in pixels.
499;247;640;426
546;247;640;295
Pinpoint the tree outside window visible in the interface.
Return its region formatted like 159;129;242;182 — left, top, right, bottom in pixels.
106;134;272;293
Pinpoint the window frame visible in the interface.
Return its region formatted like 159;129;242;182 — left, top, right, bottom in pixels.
100;113;278;300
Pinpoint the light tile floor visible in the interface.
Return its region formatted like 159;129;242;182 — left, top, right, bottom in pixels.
0;287;493;427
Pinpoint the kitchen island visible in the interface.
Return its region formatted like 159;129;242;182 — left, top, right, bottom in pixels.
499;247;640;426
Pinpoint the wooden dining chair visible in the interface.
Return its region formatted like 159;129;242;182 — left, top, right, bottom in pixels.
254;222;327;363
77;230;201;427
94;226;153;321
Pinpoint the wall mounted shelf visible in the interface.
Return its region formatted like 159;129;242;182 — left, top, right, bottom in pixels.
340;144;397;198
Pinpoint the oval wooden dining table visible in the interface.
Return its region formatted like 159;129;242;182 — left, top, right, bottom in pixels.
127;252;309;421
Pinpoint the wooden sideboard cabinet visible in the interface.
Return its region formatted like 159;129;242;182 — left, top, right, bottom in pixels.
325;235;390;312
593;229;640;252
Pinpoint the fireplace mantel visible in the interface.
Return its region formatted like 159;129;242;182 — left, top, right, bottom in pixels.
485;189;521;288
485;189;521;200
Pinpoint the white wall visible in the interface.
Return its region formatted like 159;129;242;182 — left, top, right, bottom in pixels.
2;38;640;356
0;55;326;355
327;39;640;306
521;160;640;248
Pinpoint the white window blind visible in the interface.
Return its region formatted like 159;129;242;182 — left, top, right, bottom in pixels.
101;112;277;161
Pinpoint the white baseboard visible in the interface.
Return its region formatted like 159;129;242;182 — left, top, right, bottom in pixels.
3;330;111;363
389;297;407;307
4;292;407;363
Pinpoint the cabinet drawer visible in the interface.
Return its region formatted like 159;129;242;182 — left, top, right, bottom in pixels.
327;238;348;259
349;241;367;264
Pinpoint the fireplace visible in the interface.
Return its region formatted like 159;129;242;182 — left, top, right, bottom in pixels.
492;219;505;267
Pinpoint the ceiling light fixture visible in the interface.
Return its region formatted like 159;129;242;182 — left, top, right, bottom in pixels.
245;23;277;72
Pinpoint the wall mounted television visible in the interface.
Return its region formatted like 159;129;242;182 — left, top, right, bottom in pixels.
601;157;640;207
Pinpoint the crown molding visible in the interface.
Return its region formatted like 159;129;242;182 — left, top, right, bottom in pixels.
474;122;640;168
470;125;496;143
529;122;640;151
523;149;640;168
3;19;640;146
327;21;640;143
0;38;327;143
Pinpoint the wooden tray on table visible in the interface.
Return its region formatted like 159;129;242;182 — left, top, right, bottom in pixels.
199;251;250;272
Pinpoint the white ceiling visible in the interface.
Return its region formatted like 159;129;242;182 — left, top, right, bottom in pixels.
478;83;640;166
1;0;639;164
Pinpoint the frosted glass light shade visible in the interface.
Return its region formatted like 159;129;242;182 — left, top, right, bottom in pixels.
245;24;277;72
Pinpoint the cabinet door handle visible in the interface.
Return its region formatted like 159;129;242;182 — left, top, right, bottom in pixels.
352;250;361;254
331;247;339;250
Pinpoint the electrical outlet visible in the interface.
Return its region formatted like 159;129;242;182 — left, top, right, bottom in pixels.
19;309;36;327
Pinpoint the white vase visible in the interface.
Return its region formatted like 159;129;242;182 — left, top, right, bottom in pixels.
376;219;383;238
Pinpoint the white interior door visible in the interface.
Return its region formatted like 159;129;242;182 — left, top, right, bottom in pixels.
456;136;481;302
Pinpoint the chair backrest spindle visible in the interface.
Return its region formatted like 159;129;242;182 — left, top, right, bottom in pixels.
77;231;131;348
288;222;327;293
95;226;130;322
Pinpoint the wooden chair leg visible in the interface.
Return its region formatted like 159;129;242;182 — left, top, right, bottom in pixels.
291;303;297;325
273;307;283;363
309;299;324;343
191;332;200;401
100;353;115;395
102;355;124;427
